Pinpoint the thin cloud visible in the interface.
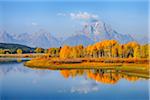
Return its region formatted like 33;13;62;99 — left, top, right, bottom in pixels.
57;13;66;16
31;22;38;26
57;11;99;20
70;11;98;20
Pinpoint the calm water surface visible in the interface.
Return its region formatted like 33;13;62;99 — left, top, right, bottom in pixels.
0;58;149;100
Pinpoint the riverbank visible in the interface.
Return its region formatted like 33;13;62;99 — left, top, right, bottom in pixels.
24;57;150;79
24;58;149;72
0;53;46;58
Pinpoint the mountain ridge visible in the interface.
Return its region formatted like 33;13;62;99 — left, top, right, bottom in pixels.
0;20;140;48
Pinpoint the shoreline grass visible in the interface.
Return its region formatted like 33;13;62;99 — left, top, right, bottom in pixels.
24;57;149;73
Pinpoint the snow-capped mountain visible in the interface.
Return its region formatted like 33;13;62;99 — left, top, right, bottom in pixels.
62;19;134;46
0;30;17;43
0;20;138;48
28;30;61;48
82;19;134;44
0;30;61;48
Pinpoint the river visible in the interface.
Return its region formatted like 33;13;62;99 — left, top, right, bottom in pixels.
0;58;149;100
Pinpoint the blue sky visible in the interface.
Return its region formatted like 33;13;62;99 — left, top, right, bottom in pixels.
0;0;149;39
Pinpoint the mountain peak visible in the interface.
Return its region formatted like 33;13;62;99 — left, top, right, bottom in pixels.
81;19;134;44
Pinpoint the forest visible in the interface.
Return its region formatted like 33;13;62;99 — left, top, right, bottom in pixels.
23;40;149;70
46;40;149;59
0;40;149;59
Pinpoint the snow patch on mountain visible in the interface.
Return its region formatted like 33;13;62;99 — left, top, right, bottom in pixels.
82;19;134;44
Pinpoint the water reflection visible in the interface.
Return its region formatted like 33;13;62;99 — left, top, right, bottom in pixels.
0;60;149;99
0;58;30;63
0;58;50;77
0;58;148;85
59;69;147;84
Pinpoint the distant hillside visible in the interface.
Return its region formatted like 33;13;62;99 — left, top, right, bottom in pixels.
0;43;35;53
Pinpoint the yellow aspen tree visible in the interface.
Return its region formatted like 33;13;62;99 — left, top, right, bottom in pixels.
17;49;22;54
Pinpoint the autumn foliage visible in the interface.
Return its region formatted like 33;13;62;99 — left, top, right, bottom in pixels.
58;40;149;59
60;69;141;84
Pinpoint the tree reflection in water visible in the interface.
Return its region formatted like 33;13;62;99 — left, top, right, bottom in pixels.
60;69;147;84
